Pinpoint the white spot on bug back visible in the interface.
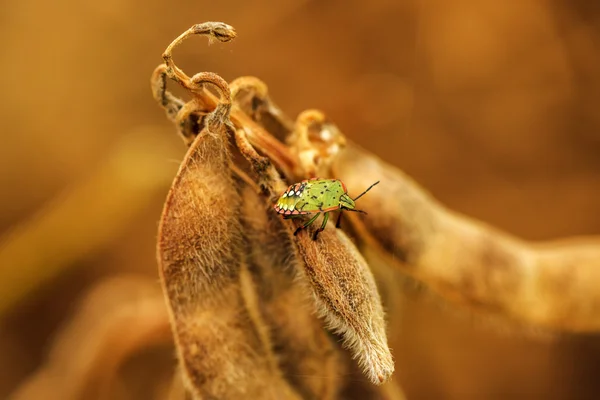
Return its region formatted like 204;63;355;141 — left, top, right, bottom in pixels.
289;204;295;211
290;191;295;196
282;192;287;198
282;204;288;211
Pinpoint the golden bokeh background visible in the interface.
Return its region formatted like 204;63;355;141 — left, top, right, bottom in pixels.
1;0;599;398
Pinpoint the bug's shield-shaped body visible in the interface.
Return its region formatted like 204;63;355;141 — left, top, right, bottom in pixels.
274;179;348;215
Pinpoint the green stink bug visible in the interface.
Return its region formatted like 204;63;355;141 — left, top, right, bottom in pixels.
274;178;380;240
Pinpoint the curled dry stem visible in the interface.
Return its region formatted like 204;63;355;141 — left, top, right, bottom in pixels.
151;24;297;178
287;109;347;178
162;22;237;93
230;76;295;143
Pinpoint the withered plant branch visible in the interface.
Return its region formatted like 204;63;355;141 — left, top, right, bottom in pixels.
10;276;171;400
229;76;295;143
151;24;297;179
0;128;179;316
333;143;600;332
287;109;347;178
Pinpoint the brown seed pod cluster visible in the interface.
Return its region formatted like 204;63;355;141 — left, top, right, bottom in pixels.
152;21;600;400
152;22;395;399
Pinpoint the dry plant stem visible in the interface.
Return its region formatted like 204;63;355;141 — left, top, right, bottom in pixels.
229;76;295;143
10;276;171;400
235;126;287;197
150;23;297;178
334;143;600;332
151;65;186;122
234;127;394;384
288;110;347;178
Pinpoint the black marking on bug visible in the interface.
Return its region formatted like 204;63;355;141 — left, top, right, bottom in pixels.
274;178;380;240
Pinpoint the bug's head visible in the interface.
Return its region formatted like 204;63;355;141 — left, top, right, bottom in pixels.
339;193;356;210
341;181;380;213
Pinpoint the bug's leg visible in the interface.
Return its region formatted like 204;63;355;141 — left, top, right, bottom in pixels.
335;211;343;229
312;212;330;241
293;213;320;236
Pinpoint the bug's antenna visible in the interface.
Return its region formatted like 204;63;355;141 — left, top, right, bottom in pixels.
346;209;368;214
353;181;380;201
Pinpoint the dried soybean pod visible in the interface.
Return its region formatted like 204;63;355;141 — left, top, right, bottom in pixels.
156;23;301;400
294;227;394;384
333;143;600;332
234;127;394;385
238;179;345;400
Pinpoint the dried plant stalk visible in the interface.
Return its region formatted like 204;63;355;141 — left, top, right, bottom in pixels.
333;143;600;332
153;68;297;179
230;76;295;143
287;109;347;178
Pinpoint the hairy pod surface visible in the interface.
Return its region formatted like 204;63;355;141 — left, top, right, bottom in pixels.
238;182;345;399
157;112;300;399
294;227;395;384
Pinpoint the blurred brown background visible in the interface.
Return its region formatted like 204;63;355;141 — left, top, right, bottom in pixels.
1;0;599;398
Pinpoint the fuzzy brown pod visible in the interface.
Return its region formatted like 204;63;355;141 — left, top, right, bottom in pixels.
332;143;600;332
157;101;301;399
237;179;345;399
155;23;302;399
234;127;394;384
294;228;395;384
